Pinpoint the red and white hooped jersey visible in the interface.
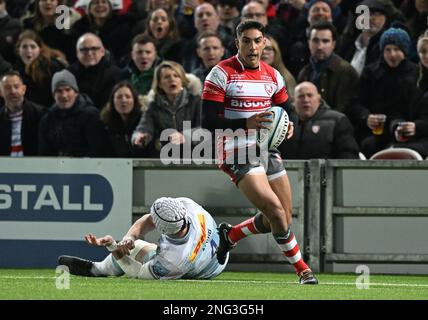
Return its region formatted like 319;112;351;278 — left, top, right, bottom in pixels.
202;55;289;119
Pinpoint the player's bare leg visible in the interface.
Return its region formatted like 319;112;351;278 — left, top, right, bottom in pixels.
270;175;318;284
217;173;318;284
217;173;287;264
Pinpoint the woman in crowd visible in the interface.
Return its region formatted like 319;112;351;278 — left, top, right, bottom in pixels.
100;81;146;157
261;34;296;101
131;61;201;157
15;30;67;107
131;0;193;39
22;0;80;61
142;8;183;63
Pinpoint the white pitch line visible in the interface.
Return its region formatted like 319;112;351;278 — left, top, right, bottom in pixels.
178;279;428;288
1;276;428;288
0;276;56;279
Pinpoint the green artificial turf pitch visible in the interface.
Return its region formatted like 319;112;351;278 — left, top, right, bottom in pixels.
1;269;428;300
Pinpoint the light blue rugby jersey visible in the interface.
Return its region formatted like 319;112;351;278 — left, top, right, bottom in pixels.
147;197;228;280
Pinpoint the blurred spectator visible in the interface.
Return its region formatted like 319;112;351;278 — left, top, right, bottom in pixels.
71;0;135;64
261;34;296;100
131;0;193;39
288;0;334;78
304;0;347;31
4;0;31;18
406;0;428;41
298;21;359;113
250;0;277;18
22;0;80;61
120;34;161;96
38;69;111;156
0;52;12;76
388;33;428;158
142;8;183;63
182;3;234;72
128;0;150;20
279;81;359;159
74;0;133;15
0;71;45;156
276;0;306;31
0;0;22;64
69;33;121;109
216;0;240;36
132;61;201;157
349;27;418;158
193;32;225;84
241;1;290;67
338;0;403;75
14;30;67;107
100;81;147;157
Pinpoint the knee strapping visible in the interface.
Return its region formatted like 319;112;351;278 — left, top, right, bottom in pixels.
253;212;271;233
272;228;291;244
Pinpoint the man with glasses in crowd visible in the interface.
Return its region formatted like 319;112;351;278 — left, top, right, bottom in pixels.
69;33;121;110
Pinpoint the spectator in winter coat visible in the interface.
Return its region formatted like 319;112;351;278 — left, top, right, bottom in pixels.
120;34;160;96
100;81;147;157
0;71;45;156
69;33;121;109
38;69;111;157
132;61;201;157
349;27;418;158
388;33;428;158
279;81;359;159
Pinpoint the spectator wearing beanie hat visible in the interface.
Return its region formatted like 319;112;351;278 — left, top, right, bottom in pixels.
38;69;112;156
385;32;428;159
380;27;411;60
51;69;79;96
349;27;418;158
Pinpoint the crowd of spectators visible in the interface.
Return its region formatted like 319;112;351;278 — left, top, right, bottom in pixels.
0;0;428;159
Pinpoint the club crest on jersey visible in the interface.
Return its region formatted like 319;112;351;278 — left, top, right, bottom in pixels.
264;84;274;95
312;125;320;134
211;68;225;87
236;83;243;93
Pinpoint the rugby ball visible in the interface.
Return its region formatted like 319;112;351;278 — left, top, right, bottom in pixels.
257;106;289;150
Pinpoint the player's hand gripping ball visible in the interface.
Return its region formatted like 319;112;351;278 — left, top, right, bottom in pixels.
257;106;289;151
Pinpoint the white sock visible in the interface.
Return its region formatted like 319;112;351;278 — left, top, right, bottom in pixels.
91;254;124;276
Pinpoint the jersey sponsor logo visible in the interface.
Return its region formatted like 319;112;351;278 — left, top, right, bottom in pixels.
0;173;113;222
230;99;271;108
189;214;207;262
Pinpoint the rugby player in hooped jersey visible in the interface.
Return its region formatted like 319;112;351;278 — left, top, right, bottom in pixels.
201;20;318;284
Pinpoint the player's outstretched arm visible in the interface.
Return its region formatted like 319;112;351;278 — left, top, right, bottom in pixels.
123;214;156;241
84;234;114;247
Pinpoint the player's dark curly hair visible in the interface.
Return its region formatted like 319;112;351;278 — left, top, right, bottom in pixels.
236;20;266;39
